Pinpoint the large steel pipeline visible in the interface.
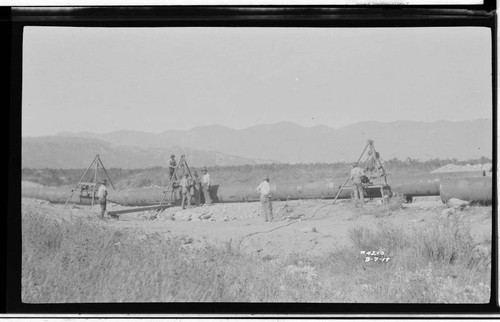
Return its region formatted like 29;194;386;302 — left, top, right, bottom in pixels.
22;186;167;206
216;171;486;202
22;170;487;206
440;176;493;204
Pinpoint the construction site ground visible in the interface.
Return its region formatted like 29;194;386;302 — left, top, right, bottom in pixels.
22;196;492;260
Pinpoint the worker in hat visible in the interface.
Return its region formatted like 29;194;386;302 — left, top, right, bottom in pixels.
256;175;273;222
97;179;108;219
180;173;193;209
350;163;366;206
168;154;177;180
200;167;212;205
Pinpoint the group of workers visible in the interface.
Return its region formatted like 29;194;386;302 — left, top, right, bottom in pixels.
95;149;384;220
171;149;385;216
168;154;212;209
172;154;274;220
349;149;385;206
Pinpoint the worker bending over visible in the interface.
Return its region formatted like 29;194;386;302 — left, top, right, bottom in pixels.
365;150;386;179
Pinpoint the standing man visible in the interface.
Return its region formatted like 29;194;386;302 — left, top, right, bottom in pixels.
256;175;273;222
180;174;192;209
168;154;177;180
201;167;212;205
350;163;366;206
192;170;202;207
97;179;108;219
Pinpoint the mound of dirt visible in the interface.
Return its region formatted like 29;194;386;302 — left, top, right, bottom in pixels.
431;163;491;173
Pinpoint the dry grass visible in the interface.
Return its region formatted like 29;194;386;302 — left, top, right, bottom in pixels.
344;194;405;221
22;204;491;303
22;208;337;302
347;217;491;303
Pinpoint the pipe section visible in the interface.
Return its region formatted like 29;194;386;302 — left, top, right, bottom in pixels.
22;170;487;206
440;177;493;204
216;171;485;202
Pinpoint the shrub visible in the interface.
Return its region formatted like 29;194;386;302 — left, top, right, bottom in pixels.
348;220;409;254
414;218;476;265
346;218;490;303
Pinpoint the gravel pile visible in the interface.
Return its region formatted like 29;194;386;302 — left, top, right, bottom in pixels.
151;203;263;222
143;199;333;222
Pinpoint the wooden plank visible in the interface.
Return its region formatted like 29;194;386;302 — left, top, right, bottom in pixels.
107;204;172;216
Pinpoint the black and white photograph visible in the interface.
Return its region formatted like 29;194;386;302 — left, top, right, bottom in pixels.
16;5;495;307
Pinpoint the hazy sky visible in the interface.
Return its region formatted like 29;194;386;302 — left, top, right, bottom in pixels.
22;26;492;136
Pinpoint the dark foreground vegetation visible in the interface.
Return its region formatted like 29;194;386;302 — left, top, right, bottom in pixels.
22;157;491;189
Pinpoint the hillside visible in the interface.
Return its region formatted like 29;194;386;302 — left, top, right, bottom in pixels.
57;119;493;163
22;136;267;169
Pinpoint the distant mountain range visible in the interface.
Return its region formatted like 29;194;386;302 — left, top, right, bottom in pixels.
23;119;492;168
22;136;270;169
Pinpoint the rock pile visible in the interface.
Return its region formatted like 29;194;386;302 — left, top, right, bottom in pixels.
440;198;470;218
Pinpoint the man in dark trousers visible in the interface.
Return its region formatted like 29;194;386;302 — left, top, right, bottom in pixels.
168;154;177;180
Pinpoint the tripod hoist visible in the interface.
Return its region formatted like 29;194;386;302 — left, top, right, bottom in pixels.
64;154;115;207
159;154;194;206
332;140;392;204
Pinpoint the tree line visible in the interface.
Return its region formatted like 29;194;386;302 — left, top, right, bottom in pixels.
22;157;492;188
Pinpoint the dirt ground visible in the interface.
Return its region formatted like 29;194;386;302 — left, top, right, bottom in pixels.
22;196;493;260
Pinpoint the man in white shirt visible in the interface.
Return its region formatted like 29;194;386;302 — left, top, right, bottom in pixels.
256;176;273;222
97;179;108;218
350;163;366;205
201;167;212;205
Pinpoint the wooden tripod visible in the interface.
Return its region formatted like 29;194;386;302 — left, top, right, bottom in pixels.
332;140;390;205
159;154;193;206
64;154;115;207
